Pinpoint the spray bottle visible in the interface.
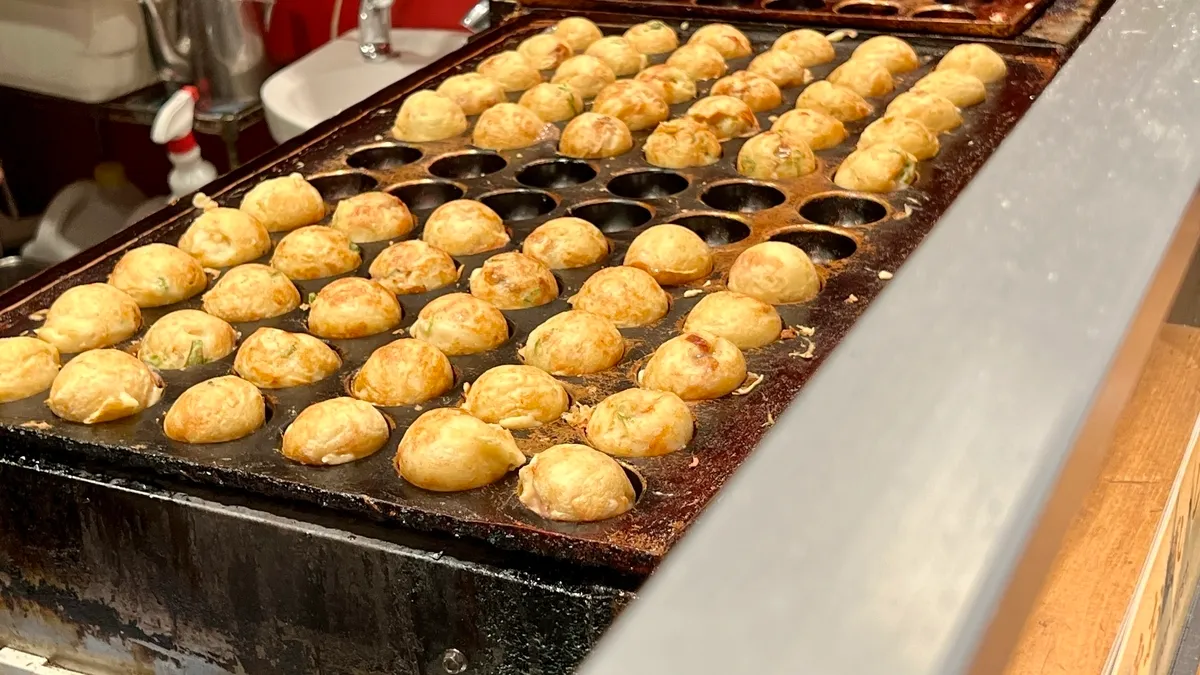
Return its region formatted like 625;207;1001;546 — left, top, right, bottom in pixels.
151;86;218;198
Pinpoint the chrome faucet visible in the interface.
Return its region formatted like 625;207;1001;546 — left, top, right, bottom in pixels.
460;0;491;33
359;0;395;61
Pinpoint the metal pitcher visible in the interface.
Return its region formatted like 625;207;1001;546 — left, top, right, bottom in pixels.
138;0;274;109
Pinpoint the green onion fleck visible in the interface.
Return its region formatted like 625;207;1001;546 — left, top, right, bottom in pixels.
185;339;207;367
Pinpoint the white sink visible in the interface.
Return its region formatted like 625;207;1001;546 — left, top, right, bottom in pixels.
262;28;468;143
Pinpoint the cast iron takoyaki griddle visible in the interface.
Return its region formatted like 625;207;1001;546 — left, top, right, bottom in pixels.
519;0;1055;38
0;12;1061;575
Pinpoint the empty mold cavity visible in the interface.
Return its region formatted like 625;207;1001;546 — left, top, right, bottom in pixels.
771;229;857;263
700;182;786;212
607;170;689;200
798;194;888;227
517;159;598;189
428;151;507;179
480;190;558;221
763;0;825;9
621;462;647;505
309;172;379;201
388;180;466;212
911;5;977;19
670;214;751;247
833;0;902;14
346;144;423;170
567;201;653;234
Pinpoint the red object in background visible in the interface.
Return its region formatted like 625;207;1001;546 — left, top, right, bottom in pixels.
265;0;473;66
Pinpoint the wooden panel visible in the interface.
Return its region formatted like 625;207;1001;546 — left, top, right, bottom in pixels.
1006;324;1200;675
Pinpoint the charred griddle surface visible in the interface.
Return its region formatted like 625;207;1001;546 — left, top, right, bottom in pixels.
0;14;1060;575
519;0;1056;37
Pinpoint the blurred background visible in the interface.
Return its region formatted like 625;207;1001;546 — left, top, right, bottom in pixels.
0;0;484;287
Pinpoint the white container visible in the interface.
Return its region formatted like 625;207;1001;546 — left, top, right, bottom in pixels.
262;28;467;143
0;0;157;102
21;164;157;265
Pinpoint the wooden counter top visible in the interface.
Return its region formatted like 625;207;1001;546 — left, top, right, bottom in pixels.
1006;323;1200;675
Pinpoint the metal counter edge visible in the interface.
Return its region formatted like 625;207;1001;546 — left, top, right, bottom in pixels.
578;2;1200;674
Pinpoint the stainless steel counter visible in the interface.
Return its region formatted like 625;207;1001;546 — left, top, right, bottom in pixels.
579;1;1200;673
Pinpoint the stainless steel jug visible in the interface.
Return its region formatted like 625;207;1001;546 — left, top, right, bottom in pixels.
138;0;274;109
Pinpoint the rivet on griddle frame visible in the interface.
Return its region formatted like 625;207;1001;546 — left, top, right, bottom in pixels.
442;648;468;674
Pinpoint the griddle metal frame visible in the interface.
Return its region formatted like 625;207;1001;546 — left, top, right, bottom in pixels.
579;1;1200;674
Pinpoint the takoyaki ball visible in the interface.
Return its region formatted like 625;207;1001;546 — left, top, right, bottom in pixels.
624;20;678;55
47;349;163;424
737;131;818;180
392;91;469;142
686;96;760;141
476;51;543;93
665;44;727;81
624;224;713;286
858;116;939;160
436;73;506;116
827;60;894;98
834;143;919;193
463;364;569;429
422;200;509;256
569;266;669;327
710;71;782;113
519;83;584;122
683;290;781;350
748;50;812;89
772;29;835;67
687;23;752;60
396;408;525;492
794;81;873;123
635;65;697;105
270;226;361;281
523;217;609;269
586;388;693;458
937;43;1007;84
584;37;647;77
553;16;603;52
771;108;847;150
551;55;616;99
519;310;624;375
178;204;271;268
164;376;264;444
233;327;341;389
558;113;633;159
35;283;141;354
641;331;746;400
644;118;722;169
282;397;389;465
727;241;820;305
307;277;402;339
592;80;670;131
352;339;453;406
887;94;962;136
368;240;460;295
201;264;300;322
0;337;59;403
108;243;206;308
138;310;237;370
240;173;326;233
473;103;549;151
852;35;920;75
912;70;986;108
517;444;635;522
330;191;414;243
410;293;508;356
518;33;573;70
469;252;558;310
